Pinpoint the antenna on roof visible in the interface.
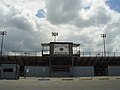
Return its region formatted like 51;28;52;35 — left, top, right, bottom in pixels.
52;32;58;42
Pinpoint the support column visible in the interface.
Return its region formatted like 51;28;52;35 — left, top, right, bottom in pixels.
49;57;51;77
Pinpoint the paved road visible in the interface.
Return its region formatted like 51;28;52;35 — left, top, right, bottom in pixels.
0;77;120;90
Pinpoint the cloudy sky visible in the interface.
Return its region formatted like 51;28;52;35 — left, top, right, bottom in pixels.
0;0;120;53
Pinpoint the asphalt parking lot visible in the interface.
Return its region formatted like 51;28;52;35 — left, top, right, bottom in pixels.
0;77;120;90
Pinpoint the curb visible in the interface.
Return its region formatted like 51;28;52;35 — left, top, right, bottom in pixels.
81;78;92;80
61;78;74;81
38;78;50;81
115;78;120;80
99;78;110;80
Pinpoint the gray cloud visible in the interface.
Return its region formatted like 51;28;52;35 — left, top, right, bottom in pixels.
46;0;111;28
46;0;81;25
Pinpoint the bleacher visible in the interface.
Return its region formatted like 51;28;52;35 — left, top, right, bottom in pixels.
0;51;120;76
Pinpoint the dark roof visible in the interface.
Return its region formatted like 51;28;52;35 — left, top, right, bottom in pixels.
41;43;50;46
41;42;80;47
50;42;73;44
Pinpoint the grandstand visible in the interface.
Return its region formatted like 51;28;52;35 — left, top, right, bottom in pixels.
0;42;120;79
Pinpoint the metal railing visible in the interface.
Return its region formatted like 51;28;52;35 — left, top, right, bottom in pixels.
80;52;120;57
2;51;42;56
1;51;120;57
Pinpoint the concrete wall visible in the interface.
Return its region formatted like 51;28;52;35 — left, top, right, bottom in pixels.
50;72;70;77
1;64;19;79
72;66;94;77
24;66;50;77
108;66;120;76
24;66;94;77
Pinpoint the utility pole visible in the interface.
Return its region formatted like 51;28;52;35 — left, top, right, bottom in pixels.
100;34;106;57
0;31;7;55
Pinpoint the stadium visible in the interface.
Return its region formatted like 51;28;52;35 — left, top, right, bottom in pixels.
0;41;120;79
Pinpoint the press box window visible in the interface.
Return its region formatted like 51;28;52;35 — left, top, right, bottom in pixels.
3;68;14;72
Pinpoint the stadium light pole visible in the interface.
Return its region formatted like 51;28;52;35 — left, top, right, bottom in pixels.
0;31;7;55
100;34;106;57
52;32;58;42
